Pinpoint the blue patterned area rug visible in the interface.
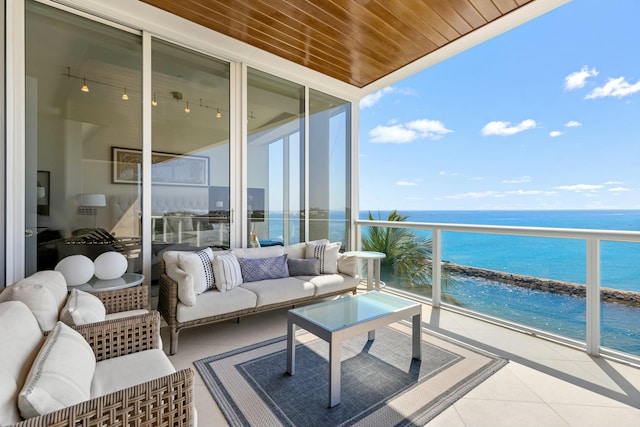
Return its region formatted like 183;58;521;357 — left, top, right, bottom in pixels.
194;322;507;427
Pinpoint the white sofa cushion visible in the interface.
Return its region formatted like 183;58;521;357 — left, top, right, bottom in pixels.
162;248;230;269
0;282;59;331
166;263;197;306
178;248;215;295
176;287;258;323
60;289;107;326
303;273;359;296
0;301;43;426
306;241;341;274
91;349;175;398
338;253;359;277
284;239;329;259
212;253;243;292
18;322;96;419
240;277;315;307
232;245;284;259
19;271;68;313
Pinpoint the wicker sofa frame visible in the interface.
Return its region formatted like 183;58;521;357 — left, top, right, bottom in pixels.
8;311;195;427
158;259;357;355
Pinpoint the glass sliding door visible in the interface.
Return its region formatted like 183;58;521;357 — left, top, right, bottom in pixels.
150;39;230;270
309;90;352;248
25;0;142;276
247;68;304;246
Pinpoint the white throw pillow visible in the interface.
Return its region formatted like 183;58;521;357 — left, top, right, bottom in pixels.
283;239;329;259
177;248;215;295
59;289;106;326
212;253;243;292
305;241;341;274
93;252;128;280
18;322;96;419
0;282;59;331
55;255;95;286
166;263;196;306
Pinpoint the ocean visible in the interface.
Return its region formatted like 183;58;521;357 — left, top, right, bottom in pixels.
359;210;640;355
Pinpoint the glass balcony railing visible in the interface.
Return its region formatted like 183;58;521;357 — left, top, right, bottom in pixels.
355;220;640;364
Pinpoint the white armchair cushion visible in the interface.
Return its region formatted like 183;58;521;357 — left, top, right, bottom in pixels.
212;253;243;292
166;263;196;306
18;322;96;419
178;248;215;295
0;301;43;426
305;241;341;274
91;349;175;398
19;270;68;313
59;289;107;326
0;282;59;331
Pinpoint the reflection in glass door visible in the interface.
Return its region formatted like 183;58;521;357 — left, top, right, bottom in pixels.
151;39;231;261
25;1;142;276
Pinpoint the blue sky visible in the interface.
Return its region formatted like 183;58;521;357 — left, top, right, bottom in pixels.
358;0;640;211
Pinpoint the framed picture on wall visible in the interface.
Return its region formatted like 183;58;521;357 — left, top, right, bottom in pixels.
112;147;209;186
37;170;50;216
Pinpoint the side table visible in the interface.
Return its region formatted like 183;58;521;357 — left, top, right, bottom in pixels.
343;251;386;291
70;272;145;293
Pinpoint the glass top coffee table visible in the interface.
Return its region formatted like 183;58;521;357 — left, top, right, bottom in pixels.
286;291;422;408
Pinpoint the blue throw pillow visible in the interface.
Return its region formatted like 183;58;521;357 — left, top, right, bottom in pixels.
237;254;290;283
287;258;320;276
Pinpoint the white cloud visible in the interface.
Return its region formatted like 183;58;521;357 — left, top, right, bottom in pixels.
481;119;537;136
564;66;599;90
549;131;562;138
369;119;452;143
502;176;531;184
444;191;497;200
396;180;418;186
359;87;395;109
585;76;640;99
565;120;582;127
505;190;557;196
605;181;624;185
554;184;603;192
608;187;630;192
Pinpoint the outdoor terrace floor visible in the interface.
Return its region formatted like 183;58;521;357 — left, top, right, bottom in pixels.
160;290;640;426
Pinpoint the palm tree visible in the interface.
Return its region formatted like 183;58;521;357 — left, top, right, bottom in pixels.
361;210;456;293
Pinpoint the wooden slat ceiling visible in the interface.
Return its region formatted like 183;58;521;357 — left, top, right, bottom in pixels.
140;0;534;88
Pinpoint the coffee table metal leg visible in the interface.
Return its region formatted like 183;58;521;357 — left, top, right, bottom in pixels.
329;339;341;407
412;312;422;360
286;319;296;375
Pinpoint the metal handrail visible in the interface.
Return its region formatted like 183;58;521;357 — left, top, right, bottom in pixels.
354;219;640;362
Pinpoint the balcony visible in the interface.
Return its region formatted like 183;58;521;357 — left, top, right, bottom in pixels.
164;291;640;426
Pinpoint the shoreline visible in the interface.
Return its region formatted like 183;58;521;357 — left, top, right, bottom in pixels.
443;262;640;309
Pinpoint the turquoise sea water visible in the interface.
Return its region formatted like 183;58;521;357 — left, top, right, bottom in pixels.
360;210;640;355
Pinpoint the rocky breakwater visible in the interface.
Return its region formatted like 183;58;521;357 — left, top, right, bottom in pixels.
444;262;640;309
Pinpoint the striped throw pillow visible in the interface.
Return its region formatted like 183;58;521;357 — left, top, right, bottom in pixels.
177;248;215;295
305;241;341;274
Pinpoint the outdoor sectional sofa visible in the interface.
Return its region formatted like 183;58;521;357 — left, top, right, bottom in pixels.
158;240;359;354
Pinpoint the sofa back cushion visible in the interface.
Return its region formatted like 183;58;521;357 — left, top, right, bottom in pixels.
284;239;329;259
18;322;96;419
0;282;59;331
0;301;43;426
237;254;289;282
19;271;68;313
232;245;284;259
166;263;196;306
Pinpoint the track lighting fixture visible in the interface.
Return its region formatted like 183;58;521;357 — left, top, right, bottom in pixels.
121;87;129;100
81;77;89;93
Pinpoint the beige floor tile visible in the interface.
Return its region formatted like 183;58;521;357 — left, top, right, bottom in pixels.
463;363;543;402
550;403;640;427
454;399;572;427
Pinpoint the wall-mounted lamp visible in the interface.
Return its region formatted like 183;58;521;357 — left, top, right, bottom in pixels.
121;87;129;100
